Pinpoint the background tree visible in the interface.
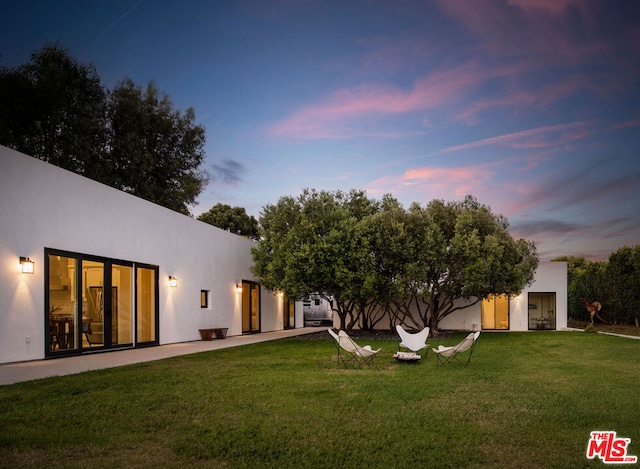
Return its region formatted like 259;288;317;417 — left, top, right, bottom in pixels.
108;79;207;215
608;246;640;326
0;43;107;180
552;256;590;321
0;44;208;215
197;203;259;240
556;248;640;326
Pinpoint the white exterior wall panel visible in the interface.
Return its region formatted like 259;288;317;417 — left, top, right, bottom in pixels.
0;145;288;364
438;261;568;331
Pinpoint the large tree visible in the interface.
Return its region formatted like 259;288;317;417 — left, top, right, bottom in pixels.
0;43;107;180
197;203;259;240
0;44;208;215
252;191;539;332
251;189;382;329
107;79;208;215
406;196;539;333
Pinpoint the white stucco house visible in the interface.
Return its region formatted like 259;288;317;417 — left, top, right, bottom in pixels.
1;145;299;365
1;145;567;365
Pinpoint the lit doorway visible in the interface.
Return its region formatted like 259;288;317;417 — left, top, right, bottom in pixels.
283;294;295;330
241;281;261;334
482;294;510;330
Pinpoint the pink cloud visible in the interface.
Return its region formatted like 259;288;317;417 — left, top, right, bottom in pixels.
269;58;538;140
439;121;593;154
455;92;538;124
611;119;640;131
368;163;496;204
269;61;487;140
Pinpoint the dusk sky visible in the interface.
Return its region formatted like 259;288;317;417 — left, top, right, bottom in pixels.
2;0;639;261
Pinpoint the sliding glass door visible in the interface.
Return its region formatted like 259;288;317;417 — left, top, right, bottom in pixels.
528;293;556;330
482;294;510;330
283;295;295;330
46;249;157;357
241;281;261;334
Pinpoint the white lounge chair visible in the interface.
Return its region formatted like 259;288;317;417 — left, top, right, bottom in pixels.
396;324;429;356
328;328;380;367
432;331;480;367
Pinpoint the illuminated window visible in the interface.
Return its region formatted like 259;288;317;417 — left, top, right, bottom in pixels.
200;290;210;309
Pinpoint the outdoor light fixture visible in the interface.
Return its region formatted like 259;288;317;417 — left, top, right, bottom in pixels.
20;257;35;274
236;284;243;293
169;276;178;287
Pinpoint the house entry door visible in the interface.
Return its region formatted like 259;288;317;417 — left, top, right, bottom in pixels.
241;281;261;334
481;294;510;330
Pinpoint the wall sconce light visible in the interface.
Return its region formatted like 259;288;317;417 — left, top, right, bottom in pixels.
169;276;178;287
20;257;35;274
236;284;243;293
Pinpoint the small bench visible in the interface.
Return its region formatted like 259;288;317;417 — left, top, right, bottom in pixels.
199;328;229;341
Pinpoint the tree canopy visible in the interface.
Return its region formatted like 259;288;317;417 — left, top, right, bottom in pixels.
252;190;539;332
197;203;260;240
0;43;208;215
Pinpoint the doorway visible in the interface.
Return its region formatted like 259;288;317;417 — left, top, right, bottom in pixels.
46;249;157;357
528;292;556;330
482;294;510;330
283;295;295;330
241;281;261;334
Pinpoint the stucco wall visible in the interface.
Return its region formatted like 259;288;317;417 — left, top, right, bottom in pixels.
438;261;568;331
0;145;296;364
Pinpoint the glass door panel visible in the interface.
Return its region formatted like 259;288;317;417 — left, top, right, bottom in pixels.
242;284;250;332
242;281;261;333
137;266;157;343
528;293;556;330
283;296;295;329
82;260;105;348
251;284;260;331
112;264;133;345
48;254;78;352
482;294;509;330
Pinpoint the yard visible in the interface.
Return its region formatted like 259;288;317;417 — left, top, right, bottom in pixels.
1;331;638;468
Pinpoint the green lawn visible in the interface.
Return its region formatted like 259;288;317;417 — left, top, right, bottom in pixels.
1;332;639;468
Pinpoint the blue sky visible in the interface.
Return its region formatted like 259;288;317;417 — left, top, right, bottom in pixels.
2;0;639;261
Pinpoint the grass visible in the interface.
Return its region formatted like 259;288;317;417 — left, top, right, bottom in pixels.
1;331;639;468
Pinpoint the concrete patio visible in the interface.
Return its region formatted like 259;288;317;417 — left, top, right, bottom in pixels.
0;327;325;386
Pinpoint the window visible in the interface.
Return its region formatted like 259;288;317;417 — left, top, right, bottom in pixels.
200;290;210;309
